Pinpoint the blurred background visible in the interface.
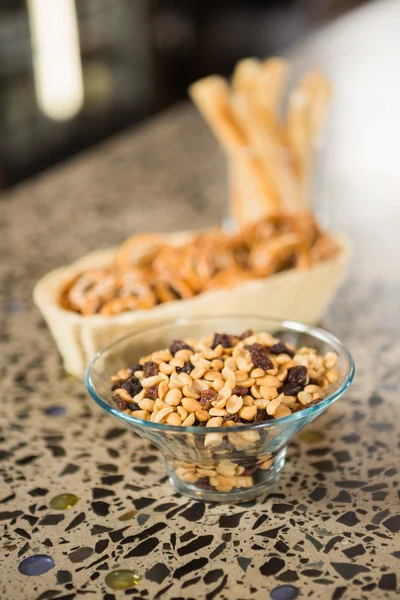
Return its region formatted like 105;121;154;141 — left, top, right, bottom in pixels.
0;0;367;191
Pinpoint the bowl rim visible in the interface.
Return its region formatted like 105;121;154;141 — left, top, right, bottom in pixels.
85;315;355;434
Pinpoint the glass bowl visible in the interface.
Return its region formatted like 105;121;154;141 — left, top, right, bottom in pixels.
85;316;354;503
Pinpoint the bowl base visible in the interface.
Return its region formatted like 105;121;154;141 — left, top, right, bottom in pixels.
166;447;286;503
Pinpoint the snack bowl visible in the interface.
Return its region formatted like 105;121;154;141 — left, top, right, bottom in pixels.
85;315;354;503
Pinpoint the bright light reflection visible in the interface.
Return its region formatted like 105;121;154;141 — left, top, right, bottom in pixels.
27;0;84;121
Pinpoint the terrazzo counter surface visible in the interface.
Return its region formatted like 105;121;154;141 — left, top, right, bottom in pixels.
1;102;400;600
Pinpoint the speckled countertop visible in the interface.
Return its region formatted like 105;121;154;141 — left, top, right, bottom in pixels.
1;102;399;600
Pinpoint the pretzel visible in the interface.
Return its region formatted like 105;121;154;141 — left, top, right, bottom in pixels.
67;270;116;315
115;233;165;270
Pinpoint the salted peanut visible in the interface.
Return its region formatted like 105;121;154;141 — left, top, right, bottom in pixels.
326;369;339;384
178;372;193;386
111;375;122;382
166;412;182;426
239;430;260;443
197;468;216;477
216;467;236;478
131;409;150;420
217;385;232;404
215;484;233;492
204;346;223;359
117;368;131;379
114;388;133;402
152;406;173;423
133;389;146;402
251;385;262;399
224;377;236;391
268;367;279;376
152;349;172;362
236;355;252;372
275;354;292;365
254;398;268;409
251;368;265;378
304;384;323;395
142;374;166;388
138;398;155;412
266;394;283;415
276;368;288;382
182;397;202;412
236;466;245;476
192;357;211;369
308;368;319;379
210;379;224;392
216;474;237;487
122;409;132;414
213;397;228;409
183;385;201;400
177;406;188;421
175;349;193;362
260;386;278;400
204;370;223;381
274;404;292;418
236;476;253;488
242;395;254;406
159;362;174;375
204;432;223;447
158;380;168;400
226;394;243;414
239;405;257;421
320;377;329;390
170;357;184;368
209;476;218;486
192;379;209;393
221;366;236;382
312;393;322;401
224;357;236;371
222;420;236;427
256;375;279;387
173;460;194;468
206;416;224;428
190;366;206;379
260;458;273;470
298;391;312;405
168;379;184;390
212;359;224;371
195;410;210;423
181;412;195;426
234;370;248;382
165;388;182;406
281;395;297;408
239;378;255;387
218;459;237;469
176;466;196;476
324;352;338;369
155;398;170;410
209;407;227;417
181;471;199;483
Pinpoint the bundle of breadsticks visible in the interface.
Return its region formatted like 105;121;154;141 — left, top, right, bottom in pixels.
189;58;331;225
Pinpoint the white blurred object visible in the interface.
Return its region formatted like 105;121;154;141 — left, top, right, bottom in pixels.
27;0;84;121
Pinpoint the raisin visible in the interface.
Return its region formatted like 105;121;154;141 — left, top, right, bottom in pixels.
128;402;140;411
176;362;195;375
146;385;159;400
287;365;307;387
245;343;266;353
304;397;323;408
196;477;214;490
254;409;273;423
130;363;142;374
250;350;273;371
169;340;193;355
269;342;294;358
223;413;241;423
239;329;254;340
231;385;248;397
143;361;159;377
200;389;217;407
242;464;260;476
121;377;143;397
308;377;319;386
211;333;234;349
111;379;125;391
114;395;128;411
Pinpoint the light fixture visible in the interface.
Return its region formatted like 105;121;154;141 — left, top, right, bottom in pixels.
27;0;84;121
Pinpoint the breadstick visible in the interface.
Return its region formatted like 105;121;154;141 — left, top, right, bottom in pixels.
255;58;289;122
189;75;280;214
232;58;262;93
286;87;312;208
299;70;332;142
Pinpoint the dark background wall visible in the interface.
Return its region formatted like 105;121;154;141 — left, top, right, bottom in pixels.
0;0;367;190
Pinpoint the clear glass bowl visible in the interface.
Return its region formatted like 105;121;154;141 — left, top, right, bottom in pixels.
85;316;354;503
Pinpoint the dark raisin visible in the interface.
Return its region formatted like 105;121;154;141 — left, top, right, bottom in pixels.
231;386;248;397
242;464;260;476
121;377;143;397
143;361;159;377
269;342;294;358
239;329;254;340
304;397;323;408
281;384;303;396
286;365;307;388
211;333;234;349
111;379;125;391
308;377;319;386
254;409;273;423
200;389;217;407
114;395;128;411
223;413;241;423
127;402;140;411
176;362;194;375
146;385;158;400
245;343;266;353
169;340;193;355
250;350;273;371
130;363;142;374
196;477;214;490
